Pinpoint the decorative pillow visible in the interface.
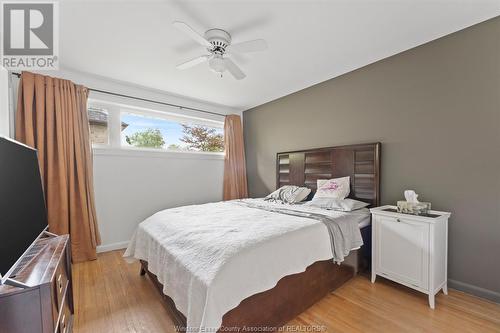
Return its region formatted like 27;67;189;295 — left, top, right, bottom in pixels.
305;197;369;211
264;186;311;204
314;177;350;199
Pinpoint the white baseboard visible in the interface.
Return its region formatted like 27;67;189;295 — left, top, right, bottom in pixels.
448;279;500;303
96;241;129;253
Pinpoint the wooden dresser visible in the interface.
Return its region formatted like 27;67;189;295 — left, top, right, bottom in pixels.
0;235;73;333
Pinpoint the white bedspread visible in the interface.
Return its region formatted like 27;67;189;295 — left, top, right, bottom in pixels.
123;199;368;332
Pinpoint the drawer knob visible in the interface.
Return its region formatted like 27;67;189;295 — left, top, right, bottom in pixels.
57;274;63;292
396;218;401;222
61;314;67;333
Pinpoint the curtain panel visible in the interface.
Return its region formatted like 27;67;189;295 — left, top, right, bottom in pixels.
223;114;248;200
15;71;101;262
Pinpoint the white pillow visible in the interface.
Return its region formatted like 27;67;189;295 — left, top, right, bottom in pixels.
314;176;350;199
305;197;369;211
264;185;311;204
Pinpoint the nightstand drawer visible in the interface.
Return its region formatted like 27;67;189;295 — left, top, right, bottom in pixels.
374;215;429;289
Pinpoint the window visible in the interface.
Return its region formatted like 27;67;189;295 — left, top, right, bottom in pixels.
121;112;224;152
87;106;109;145
87;100;225;154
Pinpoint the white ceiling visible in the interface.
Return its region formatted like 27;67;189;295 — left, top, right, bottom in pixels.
59;0;500;111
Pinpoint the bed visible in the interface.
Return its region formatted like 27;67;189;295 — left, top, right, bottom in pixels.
124;142;381;332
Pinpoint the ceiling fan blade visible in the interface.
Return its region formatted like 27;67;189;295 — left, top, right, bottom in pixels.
173;21;212;48
228;39;267;53
224;58;246;80
176;55;210;70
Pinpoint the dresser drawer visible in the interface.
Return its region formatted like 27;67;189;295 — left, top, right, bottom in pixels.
54;257;69;310
57;293;72;333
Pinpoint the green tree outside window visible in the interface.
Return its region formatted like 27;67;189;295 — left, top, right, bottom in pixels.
125;128;165;148
180;125;224;152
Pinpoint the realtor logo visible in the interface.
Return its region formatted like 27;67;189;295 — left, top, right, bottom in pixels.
1;1;59;70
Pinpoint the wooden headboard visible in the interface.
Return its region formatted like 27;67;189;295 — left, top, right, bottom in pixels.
276;143;381;207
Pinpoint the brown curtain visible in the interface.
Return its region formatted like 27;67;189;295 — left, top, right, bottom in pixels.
223;114;248;200
15;71;101;262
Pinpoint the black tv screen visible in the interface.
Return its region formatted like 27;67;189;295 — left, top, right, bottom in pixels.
0;137;48;278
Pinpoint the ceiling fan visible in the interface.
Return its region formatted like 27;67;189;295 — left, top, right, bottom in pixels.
173;21;268;80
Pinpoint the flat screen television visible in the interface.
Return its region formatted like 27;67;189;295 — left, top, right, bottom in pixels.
0;136;48;282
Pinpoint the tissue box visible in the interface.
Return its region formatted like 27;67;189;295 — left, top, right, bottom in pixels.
397;201;431;215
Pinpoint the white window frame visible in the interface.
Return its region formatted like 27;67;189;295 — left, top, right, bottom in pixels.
88;99;225;159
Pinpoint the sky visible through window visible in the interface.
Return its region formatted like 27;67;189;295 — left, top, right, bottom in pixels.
121;113;223;151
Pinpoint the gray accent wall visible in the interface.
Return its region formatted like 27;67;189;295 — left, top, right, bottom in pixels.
243;17;500;301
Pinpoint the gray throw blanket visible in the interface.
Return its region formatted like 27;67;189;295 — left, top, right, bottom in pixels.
264;185;308;204
237;201;363;263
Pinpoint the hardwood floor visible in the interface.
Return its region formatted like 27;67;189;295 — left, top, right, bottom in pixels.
73;250;500;333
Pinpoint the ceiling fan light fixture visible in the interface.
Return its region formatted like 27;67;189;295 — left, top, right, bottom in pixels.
173;20;267;80
208;55;226;74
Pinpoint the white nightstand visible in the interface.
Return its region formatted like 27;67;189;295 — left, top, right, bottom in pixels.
370;205;451;309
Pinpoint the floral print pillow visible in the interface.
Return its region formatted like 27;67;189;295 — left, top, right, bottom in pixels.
315;177;350;199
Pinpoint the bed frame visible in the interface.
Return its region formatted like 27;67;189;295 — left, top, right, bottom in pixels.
140;142;381;331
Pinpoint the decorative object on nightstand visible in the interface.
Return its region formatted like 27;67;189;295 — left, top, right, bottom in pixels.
396;190;431;215
370;205;451;309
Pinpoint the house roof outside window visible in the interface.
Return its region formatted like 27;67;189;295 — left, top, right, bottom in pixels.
88;107;128;130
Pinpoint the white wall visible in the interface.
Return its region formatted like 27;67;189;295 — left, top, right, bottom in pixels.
9;68;239;252
93;149;224;252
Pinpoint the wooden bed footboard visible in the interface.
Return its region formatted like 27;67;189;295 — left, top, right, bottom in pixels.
140;258;355;332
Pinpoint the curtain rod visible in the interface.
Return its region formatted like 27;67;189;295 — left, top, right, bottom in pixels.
10;72;227;118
